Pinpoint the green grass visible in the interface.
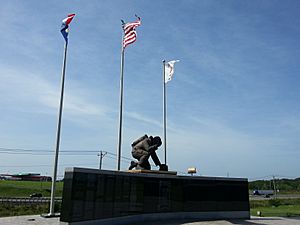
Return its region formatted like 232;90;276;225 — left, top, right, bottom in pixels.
0;180;63;197
0;180;62;217
279;190;300;195
0;203;61;217
251;205;300;217
250;198;300;217
0;204;48;217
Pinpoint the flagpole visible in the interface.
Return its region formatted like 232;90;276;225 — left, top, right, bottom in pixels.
49;40;68;216
116;17;140;171
162;60;167;165
117;46;125;171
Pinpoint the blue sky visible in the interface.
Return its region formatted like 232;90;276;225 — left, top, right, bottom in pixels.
0;0;300;180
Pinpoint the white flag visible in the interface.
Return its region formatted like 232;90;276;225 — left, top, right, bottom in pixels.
164;60;179;83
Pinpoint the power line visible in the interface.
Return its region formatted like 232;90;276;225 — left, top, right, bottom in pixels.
0;163;98;168
0;147;109;152
0;147;132;159
0;147;168;170
0;151;132;168
0;148;103;153
0;152;107;155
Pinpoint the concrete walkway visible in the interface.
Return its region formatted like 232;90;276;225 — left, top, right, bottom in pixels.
0;215;300;225
0;215;58;225
137;217;300;225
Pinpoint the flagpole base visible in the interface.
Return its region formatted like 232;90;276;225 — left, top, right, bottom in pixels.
40;213;60;218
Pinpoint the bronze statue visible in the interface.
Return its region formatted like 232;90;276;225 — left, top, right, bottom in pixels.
129;135;167;171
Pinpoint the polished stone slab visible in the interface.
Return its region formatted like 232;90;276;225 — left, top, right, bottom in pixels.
60;167;250;225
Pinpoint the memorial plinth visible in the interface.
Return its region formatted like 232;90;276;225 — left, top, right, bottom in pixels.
60;167;250;225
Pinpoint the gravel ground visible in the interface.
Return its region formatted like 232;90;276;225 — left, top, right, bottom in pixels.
0;216;300;225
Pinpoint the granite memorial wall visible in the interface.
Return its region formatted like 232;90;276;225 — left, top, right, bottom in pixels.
60;167;250;224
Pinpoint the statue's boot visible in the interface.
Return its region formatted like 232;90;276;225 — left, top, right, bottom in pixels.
159;164;168;171
128;161;138;170
136;164;147;170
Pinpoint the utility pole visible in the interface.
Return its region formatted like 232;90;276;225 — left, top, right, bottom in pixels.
98;151;107;170
273;175;277;199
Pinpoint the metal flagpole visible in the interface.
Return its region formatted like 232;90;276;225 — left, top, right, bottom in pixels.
49;40;68;216
162;60;167;165
116;17;141;170
117;47;125;171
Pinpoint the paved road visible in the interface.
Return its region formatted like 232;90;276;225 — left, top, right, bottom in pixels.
1;216;300;225
250;194;300;201
0;197;62;204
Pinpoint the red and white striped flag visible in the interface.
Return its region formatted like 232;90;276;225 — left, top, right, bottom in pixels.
122;16;141;49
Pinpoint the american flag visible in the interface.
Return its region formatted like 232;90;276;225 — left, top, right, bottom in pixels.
122;16;141;49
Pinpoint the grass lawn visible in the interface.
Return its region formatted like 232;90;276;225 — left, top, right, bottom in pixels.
0;180;63;197
251;205;300;217
0;203;61;217
0;204;49;217
0;181;62;217
250;198;300;217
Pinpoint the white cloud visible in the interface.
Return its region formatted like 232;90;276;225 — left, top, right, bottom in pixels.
0;66;109;119
126;111;162;128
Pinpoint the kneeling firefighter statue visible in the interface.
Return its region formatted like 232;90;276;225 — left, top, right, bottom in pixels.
129;135;168;171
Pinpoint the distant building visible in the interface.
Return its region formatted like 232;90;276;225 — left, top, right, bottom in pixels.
0;173;51;181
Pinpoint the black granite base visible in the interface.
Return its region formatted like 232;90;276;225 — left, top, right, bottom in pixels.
60;168;250;224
